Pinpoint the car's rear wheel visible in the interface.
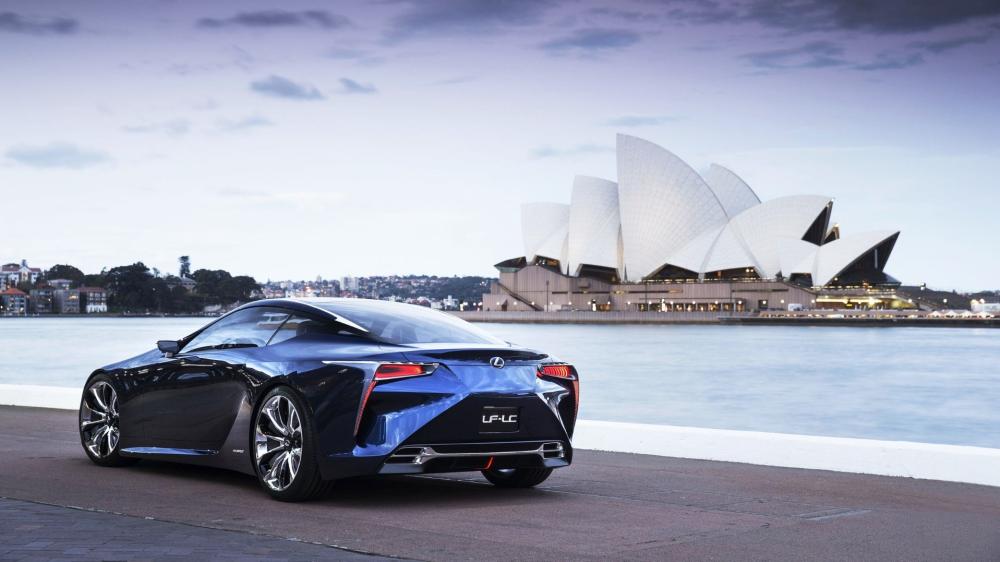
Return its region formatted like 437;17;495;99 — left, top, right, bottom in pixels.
79;375;137;467
481;466;553;488
253;386;329;501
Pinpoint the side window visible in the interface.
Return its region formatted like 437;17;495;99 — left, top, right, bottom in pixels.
267;315;348;346
182;308;289;352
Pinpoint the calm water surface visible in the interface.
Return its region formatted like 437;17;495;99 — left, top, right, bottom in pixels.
1;318;997;448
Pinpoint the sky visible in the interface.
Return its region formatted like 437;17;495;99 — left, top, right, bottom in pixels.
1;0;998;289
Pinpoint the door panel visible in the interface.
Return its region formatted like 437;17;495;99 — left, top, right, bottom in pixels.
136;307;290;451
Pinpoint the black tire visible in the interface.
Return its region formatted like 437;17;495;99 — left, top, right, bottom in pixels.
79;374;138;467
252;386;331;502
481;467;553;488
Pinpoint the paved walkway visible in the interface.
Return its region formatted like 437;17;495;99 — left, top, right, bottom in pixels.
0;497;386;561
1;406;999;561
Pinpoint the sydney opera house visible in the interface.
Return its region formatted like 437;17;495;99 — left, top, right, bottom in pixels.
483;134;907;313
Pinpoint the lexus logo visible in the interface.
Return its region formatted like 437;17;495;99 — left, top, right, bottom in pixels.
489;356;505;369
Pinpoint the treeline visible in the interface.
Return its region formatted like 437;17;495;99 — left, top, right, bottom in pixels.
35;262;259;314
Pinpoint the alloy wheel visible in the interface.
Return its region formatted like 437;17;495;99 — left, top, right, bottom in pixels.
80;381;121;458
254;394;303;491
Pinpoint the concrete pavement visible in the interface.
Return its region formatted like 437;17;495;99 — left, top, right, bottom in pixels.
1;406;998;561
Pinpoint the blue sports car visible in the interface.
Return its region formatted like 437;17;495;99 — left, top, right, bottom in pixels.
79;298;579;501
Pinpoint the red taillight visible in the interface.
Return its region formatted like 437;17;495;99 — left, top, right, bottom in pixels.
356;363;438;436
375;363;436;381
538;364;575;379
538;363;579;419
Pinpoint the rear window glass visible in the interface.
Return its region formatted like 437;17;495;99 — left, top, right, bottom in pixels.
310;299;506;345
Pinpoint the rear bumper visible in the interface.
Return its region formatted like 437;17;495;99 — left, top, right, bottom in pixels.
378;440;571;474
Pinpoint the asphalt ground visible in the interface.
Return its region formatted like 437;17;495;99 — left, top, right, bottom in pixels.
2;406;998;561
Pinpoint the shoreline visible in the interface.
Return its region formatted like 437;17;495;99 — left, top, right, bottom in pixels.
2;312;996;328
451;310;999;327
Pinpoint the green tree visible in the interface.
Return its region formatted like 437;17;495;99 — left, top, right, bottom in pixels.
179;256;191;278
83;270;107;288
105;262;156;312
45;264;85;286
222;275;259;302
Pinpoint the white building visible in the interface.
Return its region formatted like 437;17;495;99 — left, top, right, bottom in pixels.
341;276;360;293
1;260;42;290
516;134;900;288
971;300;1000;315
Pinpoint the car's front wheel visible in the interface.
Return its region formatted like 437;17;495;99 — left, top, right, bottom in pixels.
253;386;329;501
79;375;137;467
481;466;553;488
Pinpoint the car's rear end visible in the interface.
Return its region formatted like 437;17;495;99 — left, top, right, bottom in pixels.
299;299;579;486
370;347;578;476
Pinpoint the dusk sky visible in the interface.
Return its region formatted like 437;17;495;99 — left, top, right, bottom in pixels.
1;0;998;289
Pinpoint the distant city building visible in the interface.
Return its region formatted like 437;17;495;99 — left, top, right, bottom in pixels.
29;286;55;314
0;288;28;316
53;289;81;314
48;278;73;290
78;287;108;313
486;135;906;313
971;300;1000;315
1;260;42;290
342;276;359;293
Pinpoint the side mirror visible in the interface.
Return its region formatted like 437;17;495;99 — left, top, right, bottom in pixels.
157;340;180;357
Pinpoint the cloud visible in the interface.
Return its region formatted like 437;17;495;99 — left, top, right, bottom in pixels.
530;143;614;159
5;143;110;169
910;34;991;53
386;0;556;40
743;41;848;70
250;75;325;100
0;12;78;35
198;10;349;30
339;78;377;94
661;0;1000;34
540;28;641;55
854;52;926;71
429;75;477;86
217;115;274;133
603;115;679;127
122;119;191;137
589;7;659;23
325;47;384;66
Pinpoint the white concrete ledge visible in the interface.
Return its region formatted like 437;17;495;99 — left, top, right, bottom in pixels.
0;384;80;410
576;419;1000;488
3;384;997;488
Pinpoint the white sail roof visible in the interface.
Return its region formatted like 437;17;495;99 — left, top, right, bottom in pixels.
616;134;729;281
514;135;898;288
703;164;761;218
566;176;621;276
521;202;569;263
726;195;832;278
809;231;900;286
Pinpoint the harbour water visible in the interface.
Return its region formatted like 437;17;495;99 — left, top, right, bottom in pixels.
2;318;998;449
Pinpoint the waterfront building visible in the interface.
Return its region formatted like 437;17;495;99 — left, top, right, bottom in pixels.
485;135;908;313
1;260;42;290
972;300;1000;315
78;287;108;313
48;278;73;290
29;286;55;314
53;289;81;314
0;288;28;316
